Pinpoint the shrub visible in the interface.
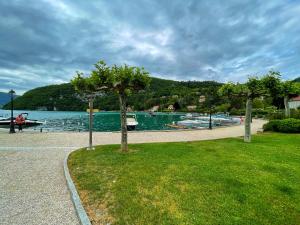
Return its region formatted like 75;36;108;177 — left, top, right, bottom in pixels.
263;118;300;133
277;119;300;133
291;109;300;119
263;120;280;132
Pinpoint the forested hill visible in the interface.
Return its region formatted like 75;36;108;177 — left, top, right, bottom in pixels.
294;77;300;82
3;77;222;111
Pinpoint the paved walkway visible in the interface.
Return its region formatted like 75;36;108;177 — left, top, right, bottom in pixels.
0;120;265;225
0;120;265;147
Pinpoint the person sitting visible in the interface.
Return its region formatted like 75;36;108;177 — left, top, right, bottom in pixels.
15;114;25;132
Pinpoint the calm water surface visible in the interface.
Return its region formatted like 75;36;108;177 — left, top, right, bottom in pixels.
0;109;185;132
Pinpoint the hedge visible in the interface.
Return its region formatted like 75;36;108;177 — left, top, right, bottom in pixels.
263;118;300;133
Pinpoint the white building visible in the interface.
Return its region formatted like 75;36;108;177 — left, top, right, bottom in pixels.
288;96;300;109
168;105;174;111
187;105;197;111
150;105;159;112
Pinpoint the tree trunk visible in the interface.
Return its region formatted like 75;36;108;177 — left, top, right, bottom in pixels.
87;98;94;150
284;96;290;118
244;98;252;143
119;94;128;152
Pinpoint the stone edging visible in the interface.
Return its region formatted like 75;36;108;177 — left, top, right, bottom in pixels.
64;151;92;225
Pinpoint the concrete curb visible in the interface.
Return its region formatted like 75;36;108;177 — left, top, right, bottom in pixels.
64;151;92;225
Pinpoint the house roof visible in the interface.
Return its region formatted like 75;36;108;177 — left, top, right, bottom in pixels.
290;96;300;101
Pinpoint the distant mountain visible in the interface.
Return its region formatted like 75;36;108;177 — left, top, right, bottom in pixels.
3;78;223;111
3;83;84;111
0;92;11;108
294;77;300;82
0;92;19;108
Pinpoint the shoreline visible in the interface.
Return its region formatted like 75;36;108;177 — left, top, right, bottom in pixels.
0;123;244;134
0;119;266;148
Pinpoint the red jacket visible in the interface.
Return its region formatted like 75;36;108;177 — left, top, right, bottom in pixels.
15;116;25;125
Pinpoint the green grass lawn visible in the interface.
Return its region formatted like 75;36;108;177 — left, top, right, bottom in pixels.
68;133;300;225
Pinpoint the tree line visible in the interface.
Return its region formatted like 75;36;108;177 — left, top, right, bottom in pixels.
3;77;223;112
219;71;300;142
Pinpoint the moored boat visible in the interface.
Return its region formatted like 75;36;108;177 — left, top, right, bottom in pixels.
177;119;212;127
126;113;138;130
0;113;44;128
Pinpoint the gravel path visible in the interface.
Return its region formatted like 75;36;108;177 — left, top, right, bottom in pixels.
0;119;265;225
0;149;80;225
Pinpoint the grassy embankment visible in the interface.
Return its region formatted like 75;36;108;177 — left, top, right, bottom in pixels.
68;133;300;225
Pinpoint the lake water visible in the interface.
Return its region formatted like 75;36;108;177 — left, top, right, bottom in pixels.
0;109;186;132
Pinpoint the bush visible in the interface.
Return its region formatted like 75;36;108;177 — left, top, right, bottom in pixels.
263;120;280;132
263;118;300;133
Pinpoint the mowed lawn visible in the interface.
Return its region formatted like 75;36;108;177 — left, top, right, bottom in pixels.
68;133;300;225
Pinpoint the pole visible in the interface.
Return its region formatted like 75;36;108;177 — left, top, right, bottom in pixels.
209;106;212;130
208;95;212;130
87;97;94;150
9;90;15;134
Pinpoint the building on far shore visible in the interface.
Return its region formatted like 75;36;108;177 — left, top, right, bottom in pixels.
187;105;197;111
199;95;206;103
288;96;300;109
150;105;159;112
168;104;174;111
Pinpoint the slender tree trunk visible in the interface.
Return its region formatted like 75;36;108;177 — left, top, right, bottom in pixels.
284;96;290;118
87;98;94;150
244;98;252;143
119;94;128;152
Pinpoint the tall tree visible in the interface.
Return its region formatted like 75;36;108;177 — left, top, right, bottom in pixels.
261;71;282;108
244;77;265;142
72;60;151;152
72;72;105;150
262;71;300;117
281;81;300;117
219;77;265;142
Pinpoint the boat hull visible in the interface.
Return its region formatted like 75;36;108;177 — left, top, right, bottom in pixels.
0;120;43;128
127;125;136;131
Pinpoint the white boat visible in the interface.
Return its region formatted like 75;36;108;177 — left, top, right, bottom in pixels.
180;113;199;119
126;114;138;130
0;113;44;128
194;116;235;123
177;119;212;127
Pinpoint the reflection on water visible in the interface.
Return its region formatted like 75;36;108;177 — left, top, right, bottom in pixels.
0;110;185;132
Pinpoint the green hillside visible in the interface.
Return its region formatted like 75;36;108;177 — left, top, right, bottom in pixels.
294;77;300;82
3;78;222;111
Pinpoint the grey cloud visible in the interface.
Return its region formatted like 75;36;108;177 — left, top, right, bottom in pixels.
0;0;299;94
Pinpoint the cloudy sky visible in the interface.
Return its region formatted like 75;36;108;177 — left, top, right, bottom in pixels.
0;0;300;94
